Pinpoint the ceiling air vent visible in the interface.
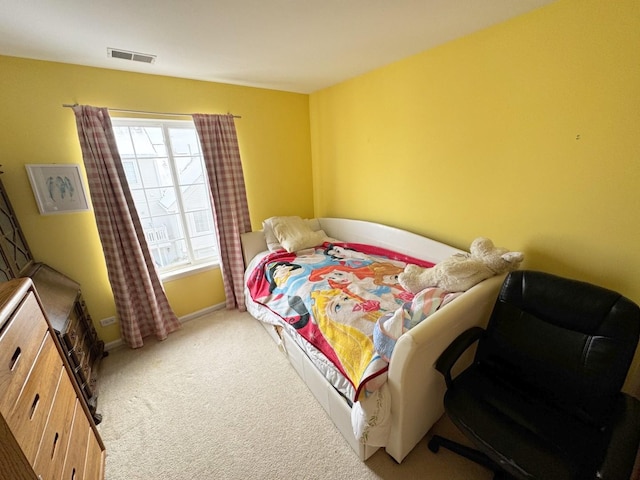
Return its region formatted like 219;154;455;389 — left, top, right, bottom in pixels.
107;48;156;64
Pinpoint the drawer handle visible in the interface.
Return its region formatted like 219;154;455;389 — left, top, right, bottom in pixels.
29;394;40;419
51;432;59;458
10;347;21;371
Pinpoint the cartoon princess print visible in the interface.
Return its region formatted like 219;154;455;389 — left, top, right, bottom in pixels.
309;287;387;385
308;263;407;313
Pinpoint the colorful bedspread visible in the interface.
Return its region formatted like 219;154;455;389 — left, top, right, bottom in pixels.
246;242;448;402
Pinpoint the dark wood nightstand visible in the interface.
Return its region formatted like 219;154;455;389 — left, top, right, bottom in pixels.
29;262;106;424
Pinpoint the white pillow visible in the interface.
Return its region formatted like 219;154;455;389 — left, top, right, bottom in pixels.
267;216;327;253
262;217;282;251
262;216;323;252
306;218;321;231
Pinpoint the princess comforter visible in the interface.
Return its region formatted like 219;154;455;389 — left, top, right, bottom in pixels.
246;241;460;442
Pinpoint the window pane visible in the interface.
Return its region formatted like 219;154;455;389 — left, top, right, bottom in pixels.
169;239;189;266
187;210;214;236
181;184;210;212
191;233;217;260
149;239;188;270
131;189;150;218
114;127;135;156
122;160;142;189
176;156;205;185
169;128;201;156
140;215;188;269
138;157;173;188
130;126;167;156
143;214;184;242
144;187;179;215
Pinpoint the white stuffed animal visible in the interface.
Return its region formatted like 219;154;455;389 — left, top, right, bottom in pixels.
398;237;524;293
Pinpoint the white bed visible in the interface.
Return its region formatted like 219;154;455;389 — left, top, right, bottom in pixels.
241;218;504;463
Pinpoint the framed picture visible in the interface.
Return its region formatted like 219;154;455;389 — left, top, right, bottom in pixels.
26;164;90;215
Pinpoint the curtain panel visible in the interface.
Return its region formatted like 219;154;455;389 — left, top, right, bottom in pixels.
193;114;251;310
72;105;180;348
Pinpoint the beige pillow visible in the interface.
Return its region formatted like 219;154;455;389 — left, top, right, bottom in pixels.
263;216;324;252
270;216;327;252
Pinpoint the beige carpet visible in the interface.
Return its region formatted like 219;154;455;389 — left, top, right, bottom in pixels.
96;309;494;480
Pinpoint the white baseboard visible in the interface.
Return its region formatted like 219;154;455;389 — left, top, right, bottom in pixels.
179;302;226;324
103;302;226;351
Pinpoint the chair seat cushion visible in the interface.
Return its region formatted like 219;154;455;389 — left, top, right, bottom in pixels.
445;366;639;480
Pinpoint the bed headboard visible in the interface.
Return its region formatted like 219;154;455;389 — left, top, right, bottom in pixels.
240;217;464;267
317;218;462;264
240;230;267;267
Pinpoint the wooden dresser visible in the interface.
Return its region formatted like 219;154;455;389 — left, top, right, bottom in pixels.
0;174;105;424
0;278;105;480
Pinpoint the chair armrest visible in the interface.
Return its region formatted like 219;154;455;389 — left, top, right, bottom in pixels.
434;326;484;388
598;394;640;480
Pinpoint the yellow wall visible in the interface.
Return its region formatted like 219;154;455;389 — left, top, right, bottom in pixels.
0;56;313;344
2;0;639;392
309;0;640;393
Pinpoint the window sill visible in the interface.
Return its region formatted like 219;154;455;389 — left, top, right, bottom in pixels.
160;262;220;283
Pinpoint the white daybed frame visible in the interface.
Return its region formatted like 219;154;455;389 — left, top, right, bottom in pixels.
241;218;504;463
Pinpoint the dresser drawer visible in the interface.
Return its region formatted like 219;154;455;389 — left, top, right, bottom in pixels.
9;333;64;464
63;309;82;352
62;309;95;403
0;291;49;416
61;400;90;480
84;427;105;480
33;367;78;480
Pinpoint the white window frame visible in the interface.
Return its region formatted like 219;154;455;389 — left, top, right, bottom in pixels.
112;117;219;280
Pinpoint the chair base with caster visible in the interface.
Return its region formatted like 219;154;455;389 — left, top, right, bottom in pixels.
428;435;515;480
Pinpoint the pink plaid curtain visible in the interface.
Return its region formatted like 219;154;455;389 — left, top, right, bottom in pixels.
73;105;180;348
193;114;251;310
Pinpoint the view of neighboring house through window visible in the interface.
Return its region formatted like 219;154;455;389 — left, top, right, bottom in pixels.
112;118;218;275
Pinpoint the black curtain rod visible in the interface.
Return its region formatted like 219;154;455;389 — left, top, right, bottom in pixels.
62;104;241;119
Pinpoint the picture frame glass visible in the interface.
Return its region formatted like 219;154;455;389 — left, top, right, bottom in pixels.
26;164;90;215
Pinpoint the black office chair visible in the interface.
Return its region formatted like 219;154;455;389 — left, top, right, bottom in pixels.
429;270;640;480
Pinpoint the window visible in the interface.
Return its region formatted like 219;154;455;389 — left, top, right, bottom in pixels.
112;118;218;276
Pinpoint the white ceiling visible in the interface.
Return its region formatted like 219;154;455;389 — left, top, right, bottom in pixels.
0;0;556;94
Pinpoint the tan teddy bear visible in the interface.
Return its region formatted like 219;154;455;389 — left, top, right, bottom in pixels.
398;237;524;293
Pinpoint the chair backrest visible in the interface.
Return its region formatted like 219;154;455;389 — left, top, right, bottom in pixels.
476;270;640;426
